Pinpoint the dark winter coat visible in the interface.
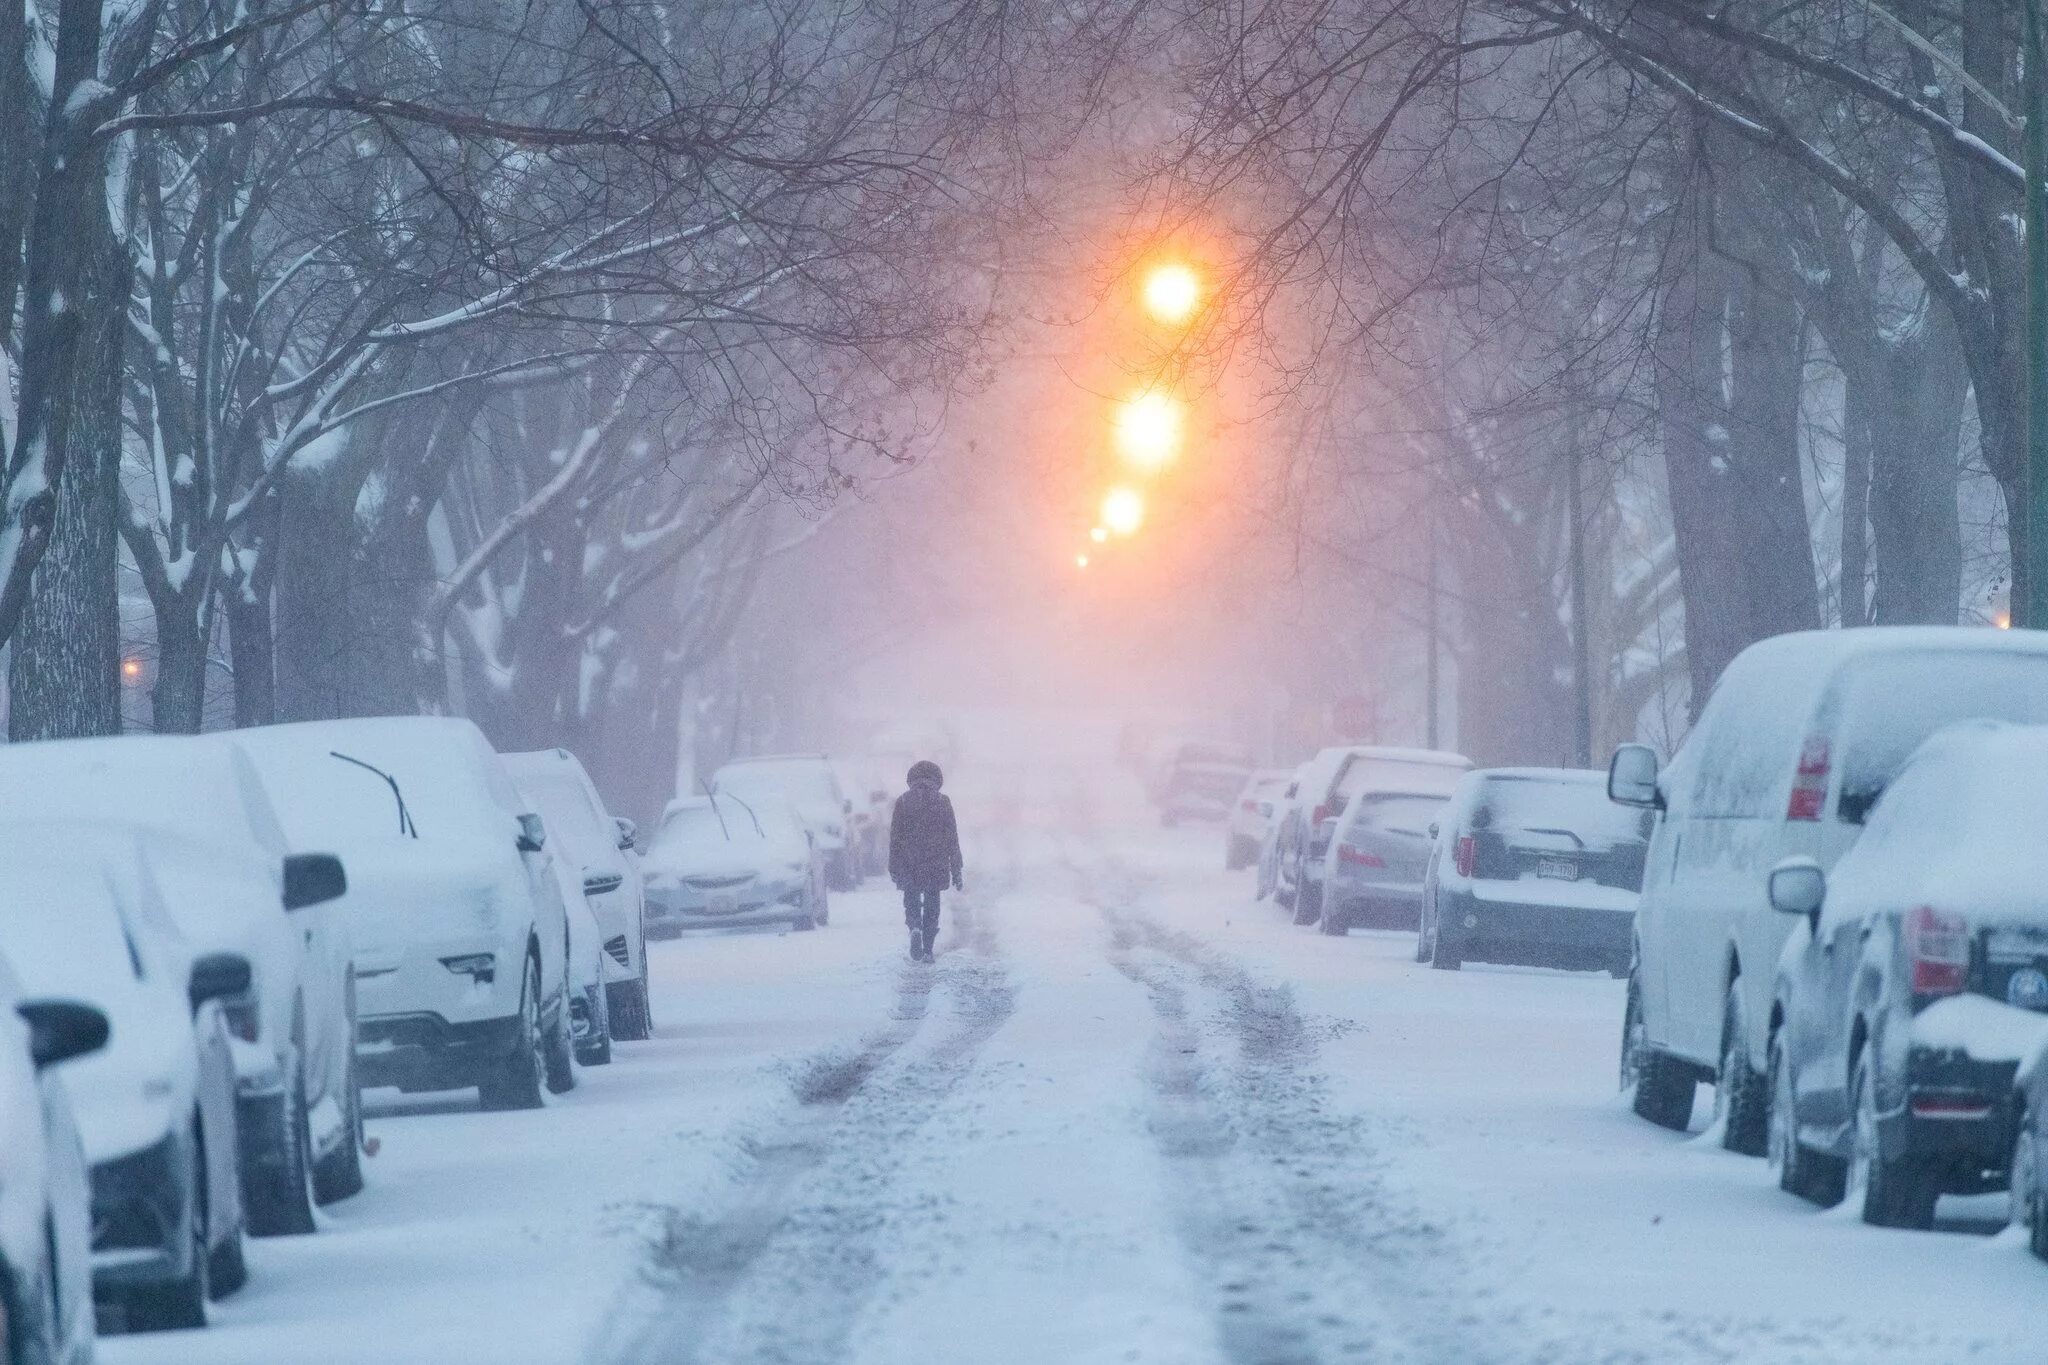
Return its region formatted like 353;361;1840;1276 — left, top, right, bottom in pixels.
890;765;963;892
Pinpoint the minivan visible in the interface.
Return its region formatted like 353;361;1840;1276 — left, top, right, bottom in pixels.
1609;627;2048;1154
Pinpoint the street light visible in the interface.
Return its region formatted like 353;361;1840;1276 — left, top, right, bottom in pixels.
1090;526;1108;544
1102;487;1144;537
1114;389;1183;471
1141;262;1201;326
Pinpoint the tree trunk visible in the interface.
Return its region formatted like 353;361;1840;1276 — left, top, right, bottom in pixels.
1866;313;1968;625
150;605;208;734
1839;374;1870;628
7;180;121;740
225;491;279;727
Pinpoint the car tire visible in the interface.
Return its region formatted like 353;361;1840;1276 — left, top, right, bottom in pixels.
609;978;652;1042
248;1060;318;1236
1622;975;1695;1130
1715;983;1769;1157
1768;1032;1844;1205
312;1052;366;1205
1290;871;1320;926
1317;897;1349;936
575;986;613;1067
208;1218;248;1298
125;1135;209;1331
478;956;546;1111
2024;1119;2048;1262
1849;1050;1936;1229
815;890;831;927
1430;928;1462;971
544;988;577;1095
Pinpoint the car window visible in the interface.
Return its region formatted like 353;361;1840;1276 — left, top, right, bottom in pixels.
518;771;610;854
1348;794;1446;836
1675;646;1816;819
1472;776;1650;844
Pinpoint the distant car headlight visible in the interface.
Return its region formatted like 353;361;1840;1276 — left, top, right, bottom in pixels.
824;824;843;839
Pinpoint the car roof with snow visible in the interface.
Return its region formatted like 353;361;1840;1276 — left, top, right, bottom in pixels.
0;734;288;856
232;716;524;839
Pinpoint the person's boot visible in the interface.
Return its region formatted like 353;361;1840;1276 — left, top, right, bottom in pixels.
908;927;924;962
920;925;936;962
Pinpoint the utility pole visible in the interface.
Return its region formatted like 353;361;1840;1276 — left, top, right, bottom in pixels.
2027;0;2048;627
1425;502;1440;749
1567;444;1594;768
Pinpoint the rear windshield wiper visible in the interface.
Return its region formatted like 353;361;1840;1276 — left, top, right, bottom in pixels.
330;751;418;838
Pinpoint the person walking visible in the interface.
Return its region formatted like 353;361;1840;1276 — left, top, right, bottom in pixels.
890;760;963;962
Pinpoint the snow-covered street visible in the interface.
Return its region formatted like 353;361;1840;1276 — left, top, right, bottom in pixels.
104;766;2046;1365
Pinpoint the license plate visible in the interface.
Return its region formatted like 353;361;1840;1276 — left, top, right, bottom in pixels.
708;893;738;915
1538;856;1577;881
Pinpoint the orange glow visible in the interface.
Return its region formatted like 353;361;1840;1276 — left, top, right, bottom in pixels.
1114;390;1183;471
1075;553;1090;569
1996;610;2014;630
1089;526;1108;544
1141;262;1201;325
1101;487;1144;537
120;658;143;682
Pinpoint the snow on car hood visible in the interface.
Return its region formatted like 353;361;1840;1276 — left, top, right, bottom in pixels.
52;980;194;1165
325;837;523;961
641;835;802;884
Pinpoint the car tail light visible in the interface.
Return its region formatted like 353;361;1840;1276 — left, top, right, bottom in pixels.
1338;845;1384;868
1906;905;1969;995
1454;836;1476;878
1311;803;1333;826
1909;1093;1993;1119
1786;735;1830;821
1241;799;1260;814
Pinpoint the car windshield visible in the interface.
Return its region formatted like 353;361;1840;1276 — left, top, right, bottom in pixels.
1472;776;1649;844
1348;793;1446;837
658;801;755;847
262;752;417;843
1333;757;1465;804
517;772;610;856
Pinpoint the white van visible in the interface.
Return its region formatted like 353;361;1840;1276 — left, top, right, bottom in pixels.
1609;627;2048;1152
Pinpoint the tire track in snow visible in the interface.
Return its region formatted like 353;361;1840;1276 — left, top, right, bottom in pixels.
1064;800;1483;1365
607;819;1021;1365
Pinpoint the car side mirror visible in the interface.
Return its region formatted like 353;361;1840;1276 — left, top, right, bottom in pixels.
1768;857;1826;918
1428;821;1440;838
517;813;547;854
1608;743;1663;809
582;869;625;897
189;952;253;1011
17;1000;108;1068
282;853;347;911
613;816;638;851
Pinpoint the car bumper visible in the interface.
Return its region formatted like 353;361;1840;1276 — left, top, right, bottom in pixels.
643;883;806;933
1329;878;1425;928
89;1131;192;1292
1436;887;1633;968
1875;1048;2024;1192
353;938;521;1028
357;1011;524;1093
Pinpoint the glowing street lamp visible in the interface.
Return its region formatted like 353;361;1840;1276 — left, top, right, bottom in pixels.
1090;526;1108;544
1075;553;1090;569
1114;390;1183;471
1141;262;1201;326
1101;487;1144;537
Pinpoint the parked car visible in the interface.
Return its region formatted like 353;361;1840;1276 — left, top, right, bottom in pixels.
1276;746;1472;924
0;736;357;1236
0;953;105;1365
504;749;651;1043
1317;784;1456;935
0;832;249;1332
1225;769;1291;871
1609;626;2048;1157
2009;1031;2048;1260
1156;745;1254;828
640;794;825;935
837;761;892;879
711;755;856;892
1419;768;1646;973
231;718;575;1109
1254;767;1306;900
1766;724;2048;1229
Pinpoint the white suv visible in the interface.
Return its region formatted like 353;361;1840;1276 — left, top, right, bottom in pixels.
233;718;574;1109
1610;627;2048;1153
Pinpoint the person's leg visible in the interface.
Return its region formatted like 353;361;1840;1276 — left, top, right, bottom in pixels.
918;890;942;952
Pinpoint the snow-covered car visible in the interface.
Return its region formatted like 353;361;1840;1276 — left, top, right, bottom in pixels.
1317;785;1456;935
1609;626;2048;1155
836;760;891;878
1419;769;1646;974
1156;746;1254;828
1279;746;1472;924
2009;1030;2048;1260
641;794;825;935
0;831;249;1332
1225;769;1290;871
711;755;857;892
0;735;356;1236
505;749;650;1044
1765;724;2048;1229
1254;768;1306;900
0;953;104;1365
231;718;575;1109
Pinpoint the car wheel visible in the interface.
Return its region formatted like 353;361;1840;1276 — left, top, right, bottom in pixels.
1622;975;1695;1130
815;889;831;927
2011;1110;2044;1254
1849;1050;1936;1229
208;1217;248;1298
313;1050;366;1204
478;956;546;1111
575;986;613;1067
609;978;652;1042
544;986;577;1095
2027;1121;2048;1262
1290;872;1320;926
1430;925;1462;971
1317;896;1349;936
1768;1031;1843;1205
125;1133;209;1331
1715;983;1769;1157
248;1059;318;1236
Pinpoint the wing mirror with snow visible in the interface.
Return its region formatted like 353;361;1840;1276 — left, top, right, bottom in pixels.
613;816;638;852
189;952;253;1012
1768;857;1826;918
516;813;547;854
582;869;625;897
282;853;347;911
1607;743;1663;809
